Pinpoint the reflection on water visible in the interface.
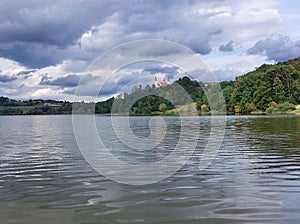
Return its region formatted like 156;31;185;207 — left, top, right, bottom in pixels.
0;115;300;223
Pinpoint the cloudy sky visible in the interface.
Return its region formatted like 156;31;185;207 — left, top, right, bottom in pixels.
0;0;300;100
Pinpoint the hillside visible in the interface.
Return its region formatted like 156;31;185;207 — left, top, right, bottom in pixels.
230;57;300;113
122;57;300;115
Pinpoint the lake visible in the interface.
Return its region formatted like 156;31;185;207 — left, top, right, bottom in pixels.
0;115;300;223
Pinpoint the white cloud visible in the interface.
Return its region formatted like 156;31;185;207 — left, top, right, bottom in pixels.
0;57;27;75
79;13;124;51
204;53;269;79
206;1;282;48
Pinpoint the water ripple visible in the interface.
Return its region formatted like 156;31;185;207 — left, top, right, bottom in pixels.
0;115;300;223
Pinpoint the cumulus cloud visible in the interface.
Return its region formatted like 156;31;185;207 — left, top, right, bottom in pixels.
247;35;300;61
0;0;284;68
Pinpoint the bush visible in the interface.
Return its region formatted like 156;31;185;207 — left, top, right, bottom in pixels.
200;104;209;113
277;102;296;112
266;107;275;114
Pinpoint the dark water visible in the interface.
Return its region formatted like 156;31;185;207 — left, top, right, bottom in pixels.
0;115;300;223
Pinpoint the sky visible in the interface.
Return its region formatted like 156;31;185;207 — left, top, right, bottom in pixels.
0;0;300;101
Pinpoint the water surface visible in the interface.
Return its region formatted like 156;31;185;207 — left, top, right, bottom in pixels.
0;115;300;223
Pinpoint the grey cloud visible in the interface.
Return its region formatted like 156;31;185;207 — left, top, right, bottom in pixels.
208;29;223;35
98;84;121;96
0;0;229;67
0;0;119;46
15;69;37;76
40;74;84;87
143;66;178;75
247;36;300;61
15;69;36;79
131;43;185;57
0;0;120;67
187;40;212;55
0;43;65;68
0;75;17;82
143;66;179;80
219;41;234;52
63;88;75;95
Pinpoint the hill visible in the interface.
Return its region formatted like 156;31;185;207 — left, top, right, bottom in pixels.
230;57;300;113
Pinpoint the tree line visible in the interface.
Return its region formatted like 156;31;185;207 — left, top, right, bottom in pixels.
0;57;299;115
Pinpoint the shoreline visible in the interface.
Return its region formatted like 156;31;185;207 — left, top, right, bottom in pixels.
0;112;299;116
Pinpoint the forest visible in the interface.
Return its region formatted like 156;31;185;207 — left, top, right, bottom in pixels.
0;57;300;115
